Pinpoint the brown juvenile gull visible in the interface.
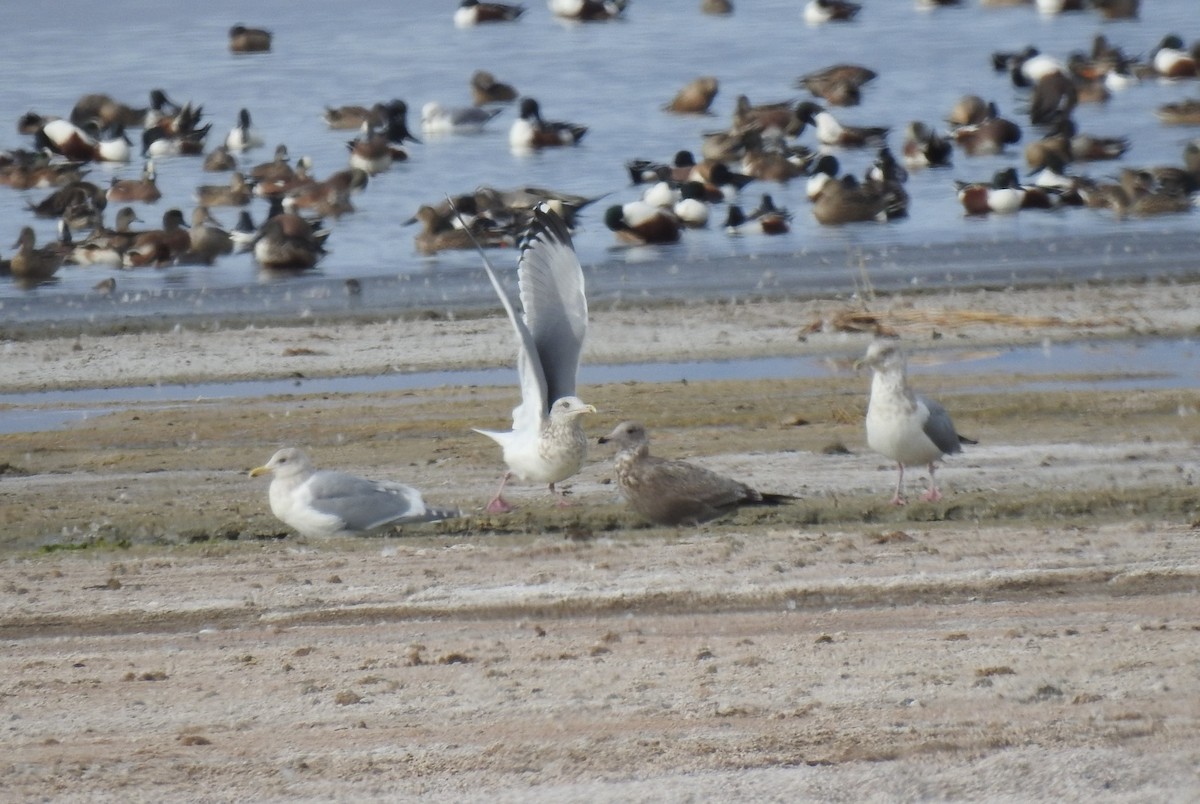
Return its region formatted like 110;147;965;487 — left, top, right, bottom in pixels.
249;447;459;538
855;340;976;505
598;421;794;526
470;204;597;513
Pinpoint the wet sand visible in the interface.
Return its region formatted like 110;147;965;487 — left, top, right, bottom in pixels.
2;280;1200;800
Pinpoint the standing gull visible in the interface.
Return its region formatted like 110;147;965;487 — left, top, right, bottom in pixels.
470;204;596;513
856;340;976;505
249;447;459;538
598;421;794;526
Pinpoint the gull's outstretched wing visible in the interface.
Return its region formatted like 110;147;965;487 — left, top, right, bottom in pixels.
517;204;587;416
467;209;551;437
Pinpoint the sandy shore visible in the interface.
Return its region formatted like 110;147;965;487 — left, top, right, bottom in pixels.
2;280;1200;801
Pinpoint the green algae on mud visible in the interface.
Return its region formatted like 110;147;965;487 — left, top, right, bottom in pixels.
1;369;1196;551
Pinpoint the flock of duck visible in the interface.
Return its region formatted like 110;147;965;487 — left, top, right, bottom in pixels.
1;3;1196;293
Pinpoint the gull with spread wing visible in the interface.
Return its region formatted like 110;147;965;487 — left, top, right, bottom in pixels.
470;204;596;513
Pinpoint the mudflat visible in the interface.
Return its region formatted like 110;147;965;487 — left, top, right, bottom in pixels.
2;281;1199;801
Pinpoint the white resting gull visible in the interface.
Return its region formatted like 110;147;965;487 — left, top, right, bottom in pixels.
856;340;976;505
468;204;596;513
249;447;459;538
599;421;794;526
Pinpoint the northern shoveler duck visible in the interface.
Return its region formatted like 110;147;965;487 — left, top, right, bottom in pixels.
1152;35;1198;79
664;76;719;114
741;139;813;182
902;121;953;169
455;0;526;26
69;206;142;266
803;0;861;25
1028;72;1078;125
35;120;131;163
421;102;503;135
9;225;65;285
795;102;888;148
124;208;191;267
1025;115;1129;167
626;150;697;186
254;155;316;199
230;211;257;252
377;101;420;144
690;159;754;201
70;89;178;130
993;47;1065;88
811;174;906;224
195;171;254;207
699;127;759;162
184;206;233;265
1034;0;1083;14
1090;0;1138;19
795;64;876;107
141;106;211;157
805;153;840;201
1156;99;1200;126
17;112;58;136
733;95;806;137
470;71;519;105
107;161;161;204
951;106;1022;157
252;199;329;270
250;145;294;182
604;201;682;245
411;204;513;255
322;102;384;130
317;166;370;196
229;24;272;53
548;0;628;21
0;150;84;190
673;181;712;227
640;181;711;227
866;146;908;185
203;144;238;172
143;98;206;136
347;122;408;174
956;169;1027;215
28;180;106;220
225;108;264;152
509;98;587;150
724;194;790;235
469;185;603;229
946;95;990;127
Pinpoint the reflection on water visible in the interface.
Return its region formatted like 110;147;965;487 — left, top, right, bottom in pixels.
1;0;1197;309
2;337;1194;435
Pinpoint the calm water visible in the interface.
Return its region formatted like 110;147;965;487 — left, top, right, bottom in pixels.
1;0;1197;315
1;337;1194;435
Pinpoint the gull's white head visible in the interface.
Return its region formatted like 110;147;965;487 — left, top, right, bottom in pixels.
548;396;597;420
249;447;313;480
855;339;905;372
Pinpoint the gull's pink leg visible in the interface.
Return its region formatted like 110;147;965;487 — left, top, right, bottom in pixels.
890;463;907;506
485;472;516;514
919;463;943;502
549;482;575;508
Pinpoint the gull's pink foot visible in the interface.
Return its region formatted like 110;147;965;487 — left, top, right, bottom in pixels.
890;494;907;506
919;487;943;503
485;497;516;514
